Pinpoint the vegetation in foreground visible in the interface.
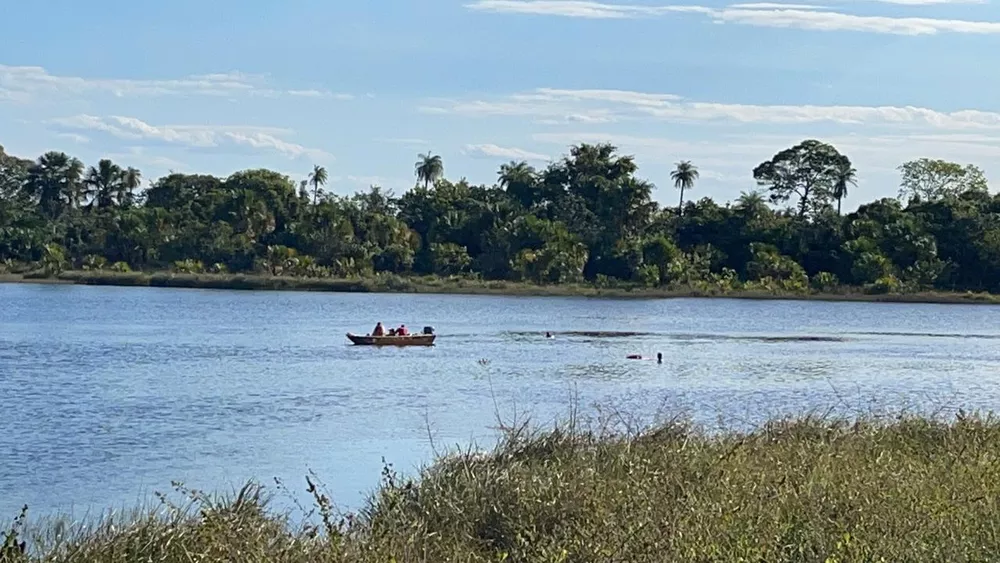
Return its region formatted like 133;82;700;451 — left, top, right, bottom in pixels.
3;140;1000;299
7;412;1000;561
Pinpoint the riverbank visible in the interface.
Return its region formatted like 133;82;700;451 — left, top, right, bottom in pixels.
6;412;1000;561
2;270;1000;305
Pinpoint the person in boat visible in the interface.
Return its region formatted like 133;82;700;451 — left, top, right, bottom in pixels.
397;324;409;336
387;328;397;336
373;322;385;336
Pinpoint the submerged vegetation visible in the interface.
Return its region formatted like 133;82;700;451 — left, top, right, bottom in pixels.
7;412;1000;561
2;140;1000;297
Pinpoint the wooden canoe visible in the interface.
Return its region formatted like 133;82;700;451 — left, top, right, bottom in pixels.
346;333;436;346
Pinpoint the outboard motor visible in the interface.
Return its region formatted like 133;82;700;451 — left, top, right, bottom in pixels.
423;326;434;335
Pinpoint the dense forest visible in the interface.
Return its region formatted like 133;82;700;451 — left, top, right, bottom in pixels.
1;139;997;294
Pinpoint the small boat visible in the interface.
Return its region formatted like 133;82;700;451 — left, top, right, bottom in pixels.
346;333;436;346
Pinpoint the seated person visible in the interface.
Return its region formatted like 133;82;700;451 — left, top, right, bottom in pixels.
372;322;385;336
397;324;409;336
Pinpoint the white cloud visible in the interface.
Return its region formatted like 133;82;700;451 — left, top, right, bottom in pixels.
465;0;1000;35
715;8;1000;35
426;88;1000;130
376;137;432;146
56;133;90;144
0;65;351;102
463;143;552;161
728;2;828;8
48;114;331;160
465;0;706;18
105;147;189;173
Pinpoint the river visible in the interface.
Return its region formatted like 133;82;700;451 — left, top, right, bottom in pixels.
2;283;1000;519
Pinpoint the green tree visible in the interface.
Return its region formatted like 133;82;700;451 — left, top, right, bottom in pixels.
752;140;851;218
671;160;699;216
498;160;538;208
307;165;328;205
25;151;85;218
833;160;857;215
898;158;988;202
122;167;142;207
415;152;444;189
84;159;125;209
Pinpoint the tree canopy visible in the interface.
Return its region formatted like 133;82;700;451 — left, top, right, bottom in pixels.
1;139;998;294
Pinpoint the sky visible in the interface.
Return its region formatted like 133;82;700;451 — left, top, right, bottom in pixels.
2;0;1000;210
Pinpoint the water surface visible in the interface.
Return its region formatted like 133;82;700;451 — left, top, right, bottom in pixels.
2;283;999;518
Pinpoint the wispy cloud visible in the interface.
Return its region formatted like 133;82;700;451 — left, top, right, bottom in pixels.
465;0;711;18
424;88;1000;130
48;114;331;160
728;2;828;8
465;0;999;35
56;133;90;144
105;146;189;174
463;143;552;161
0;66;351;102
376;137;432;146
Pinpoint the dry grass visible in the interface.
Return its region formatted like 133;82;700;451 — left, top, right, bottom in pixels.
7;411;1000;562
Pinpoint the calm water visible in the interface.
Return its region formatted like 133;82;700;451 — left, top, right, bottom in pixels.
3;283;1000;519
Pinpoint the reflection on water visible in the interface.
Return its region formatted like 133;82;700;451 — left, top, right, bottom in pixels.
2;284;1000;518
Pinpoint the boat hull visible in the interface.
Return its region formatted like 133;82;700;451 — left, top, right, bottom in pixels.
346;333;436;346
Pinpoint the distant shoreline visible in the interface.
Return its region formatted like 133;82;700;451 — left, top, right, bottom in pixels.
2;270;999;305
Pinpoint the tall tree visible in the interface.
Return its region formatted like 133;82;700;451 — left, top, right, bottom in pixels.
498;160;538;208
671;160;699;216
122;167;142;207
307;165;328;205
833;160;857;215
84;159;125;209
897;158;988;202
752;139;850;218
415;152;444;189
25;151;84;218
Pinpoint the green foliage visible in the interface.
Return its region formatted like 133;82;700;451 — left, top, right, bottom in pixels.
429;243;472;276
0;143;998;295
753;139;851;217
898;158;988;202
810;271;840;292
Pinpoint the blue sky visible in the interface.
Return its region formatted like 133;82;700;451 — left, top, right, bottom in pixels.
2;0;1000;210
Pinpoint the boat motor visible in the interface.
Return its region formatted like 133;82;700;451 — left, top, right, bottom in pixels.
422;326;434;335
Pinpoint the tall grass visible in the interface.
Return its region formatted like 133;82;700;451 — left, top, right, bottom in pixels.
8;411;1000;561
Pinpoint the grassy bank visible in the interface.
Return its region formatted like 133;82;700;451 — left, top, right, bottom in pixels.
7;412;1000;561
3;269;1000;304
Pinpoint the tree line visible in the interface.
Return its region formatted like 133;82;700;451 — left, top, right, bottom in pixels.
0;139;996;293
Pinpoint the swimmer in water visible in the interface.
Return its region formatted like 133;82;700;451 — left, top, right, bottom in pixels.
545;331;554;338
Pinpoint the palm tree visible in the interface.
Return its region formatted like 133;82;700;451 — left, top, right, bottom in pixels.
415;152;444;189
498;160;537;208
670;160;699;216
833;160;857;215
307;165;328;205
84;159;125;209
25;151;84;217
122;167;142;207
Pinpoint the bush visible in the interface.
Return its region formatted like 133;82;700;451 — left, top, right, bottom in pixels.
810;271;840;292
867;274;902;294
